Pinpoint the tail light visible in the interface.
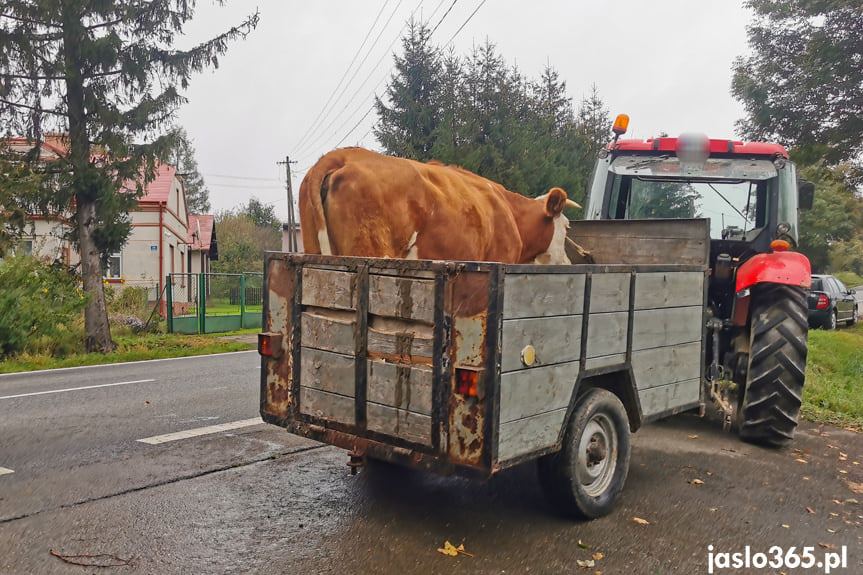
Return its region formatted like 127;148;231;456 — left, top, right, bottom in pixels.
816;294;829;310
258;332;283;358
455;368;479;397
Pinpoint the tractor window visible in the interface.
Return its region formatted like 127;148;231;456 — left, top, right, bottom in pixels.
607;174;769;240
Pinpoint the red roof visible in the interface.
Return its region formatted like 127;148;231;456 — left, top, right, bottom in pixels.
137;163;178;204
187;214;215;250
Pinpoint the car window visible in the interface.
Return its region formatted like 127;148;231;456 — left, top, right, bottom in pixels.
811;277;823;291
834;278;848;292
824;277;838;293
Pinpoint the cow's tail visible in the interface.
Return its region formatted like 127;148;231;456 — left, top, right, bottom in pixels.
298;150;347;255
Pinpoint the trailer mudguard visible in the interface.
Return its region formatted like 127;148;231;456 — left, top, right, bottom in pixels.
735;251;811;293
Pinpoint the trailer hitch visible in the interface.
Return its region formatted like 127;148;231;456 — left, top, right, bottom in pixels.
347;448;365;475
705;318;735;431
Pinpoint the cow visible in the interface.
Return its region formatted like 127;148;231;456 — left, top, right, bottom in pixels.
298;147;582;265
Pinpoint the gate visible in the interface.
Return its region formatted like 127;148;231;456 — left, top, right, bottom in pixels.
166;272;263;334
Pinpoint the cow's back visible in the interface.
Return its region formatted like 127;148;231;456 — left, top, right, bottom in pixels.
301;148;524;262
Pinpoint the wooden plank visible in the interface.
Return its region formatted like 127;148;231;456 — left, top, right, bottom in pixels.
569;219;709;265
299;347;355;397
367;360;433;415
368;274;435;323
503;273;586;319
585;312;628;359
499;362;579;423
635;272;704;310
497;408;567;462
632;307;703;350
367;322;435;363
638;379;701;418
301;310;355;355
299;386;356;423
585;353;627;371
589;273;630;313
632;342;702;390
301;267;356;310
500;315;582;373
366;403;432;445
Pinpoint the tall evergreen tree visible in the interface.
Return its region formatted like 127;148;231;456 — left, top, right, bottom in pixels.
170;127;211;214
0;1;258;352
374;20;442;160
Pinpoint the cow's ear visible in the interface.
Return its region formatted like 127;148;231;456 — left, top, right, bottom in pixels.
543;187;567;217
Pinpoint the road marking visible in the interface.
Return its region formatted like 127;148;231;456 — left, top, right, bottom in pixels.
0;467;14;476
137;418;263;445
0;350;257;378
0;379;156;401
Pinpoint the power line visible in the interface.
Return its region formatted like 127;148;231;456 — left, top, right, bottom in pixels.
295;2;431;162
445;0;486;45
290;0;392;154
204;173;282;182
430;0;458;36
293;0;406;157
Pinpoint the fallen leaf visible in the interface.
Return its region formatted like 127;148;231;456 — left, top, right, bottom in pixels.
846;499;859;504
576;559;595;568
806;507;816;514
832;500;844;505
782;524;790;529
632;517;649;525
839;452;848;461
795;458;808;464
847;482;863;494
437;541;458;557
830;512;839;517
826;528;837;533
592;552;604;561
687;434;698;439
690;478;704;485
578;540;591;549
818;542;836;550
455;544;473;557
839;470;848;474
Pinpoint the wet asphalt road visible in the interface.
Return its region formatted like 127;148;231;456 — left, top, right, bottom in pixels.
0;353;861;574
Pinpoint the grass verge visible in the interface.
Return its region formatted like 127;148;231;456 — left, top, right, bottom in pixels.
0;329;256;374
803;322;863;430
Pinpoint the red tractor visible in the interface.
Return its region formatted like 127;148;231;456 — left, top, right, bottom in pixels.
583;115;813;446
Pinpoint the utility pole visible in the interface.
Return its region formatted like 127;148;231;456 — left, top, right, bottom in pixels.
277;156;298;252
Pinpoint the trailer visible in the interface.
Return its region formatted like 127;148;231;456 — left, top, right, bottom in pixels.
259;219;711;518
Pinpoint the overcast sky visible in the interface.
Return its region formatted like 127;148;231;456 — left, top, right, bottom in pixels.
176;0;754;222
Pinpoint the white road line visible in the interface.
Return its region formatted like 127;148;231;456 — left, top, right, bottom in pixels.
0;350;257;378
0;379;156;401
0;467;14;476
137;418;263;445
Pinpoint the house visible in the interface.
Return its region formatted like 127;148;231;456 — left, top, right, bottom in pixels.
4;136;217;315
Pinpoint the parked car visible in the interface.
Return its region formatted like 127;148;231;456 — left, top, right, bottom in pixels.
807;274;857;329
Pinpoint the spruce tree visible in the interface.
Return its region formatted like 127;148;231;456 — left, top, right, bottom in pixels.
0;1;258;352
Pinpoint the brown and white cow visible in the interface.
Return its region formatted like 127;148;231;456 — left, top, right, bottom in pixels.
299;147;579;264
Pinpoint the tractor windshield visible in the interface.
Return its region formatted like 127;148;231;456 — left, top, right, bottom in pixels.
606;156;778;240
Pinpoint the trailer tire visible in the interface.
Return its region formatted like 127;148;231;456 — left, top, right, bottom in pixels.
739;284;808;447
537;388;631;519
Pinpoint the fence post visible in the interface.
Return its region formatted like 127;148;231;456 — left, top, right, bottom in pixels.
166;275;173;333
199;273;206;334
240;273;246;329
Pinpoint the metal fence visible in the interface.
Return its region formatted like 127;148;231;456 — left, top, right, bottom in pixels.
166;272;263;334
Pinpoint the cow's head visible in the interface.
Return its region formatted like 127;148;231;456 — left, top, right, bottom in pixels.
531;188;580;265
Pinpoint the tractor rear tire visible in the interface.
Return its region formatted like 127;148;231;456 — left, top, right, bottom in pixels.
738;284;808;447
537;388;631;519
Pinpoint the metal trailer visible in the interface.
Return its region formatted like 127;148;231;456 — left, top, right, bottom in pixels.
259;219;710;518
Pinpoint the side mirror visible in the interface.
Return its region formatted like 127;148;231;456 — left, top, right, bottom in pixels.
798;180;814;211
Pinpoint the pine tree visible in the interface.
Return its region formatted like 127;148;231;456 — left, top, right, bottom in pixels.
170;128;211;214
0;1;258;352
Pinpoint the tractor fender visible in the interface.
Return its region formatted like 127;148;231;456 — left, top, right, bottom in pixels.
735;251;811;293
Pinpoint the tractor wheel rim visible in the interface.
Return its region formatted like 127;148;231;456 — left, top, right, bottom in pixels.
576;413;617;497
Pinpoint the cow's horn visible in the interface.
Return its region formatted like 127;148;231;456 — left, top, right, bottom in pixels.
566;199;582;210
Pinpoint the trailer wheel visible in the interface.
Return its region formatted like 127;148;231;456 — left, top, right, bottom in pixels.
538;388;631;519
738;284;808;447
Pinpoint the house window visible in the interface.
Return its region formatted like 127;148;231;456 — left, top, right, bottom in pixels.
105;252;122;279
23;239;33;256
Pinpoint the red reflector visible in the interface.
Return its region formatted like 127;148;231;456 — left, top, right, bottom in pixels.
258;332;282;357
455;368;478;397
816;294;829;310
